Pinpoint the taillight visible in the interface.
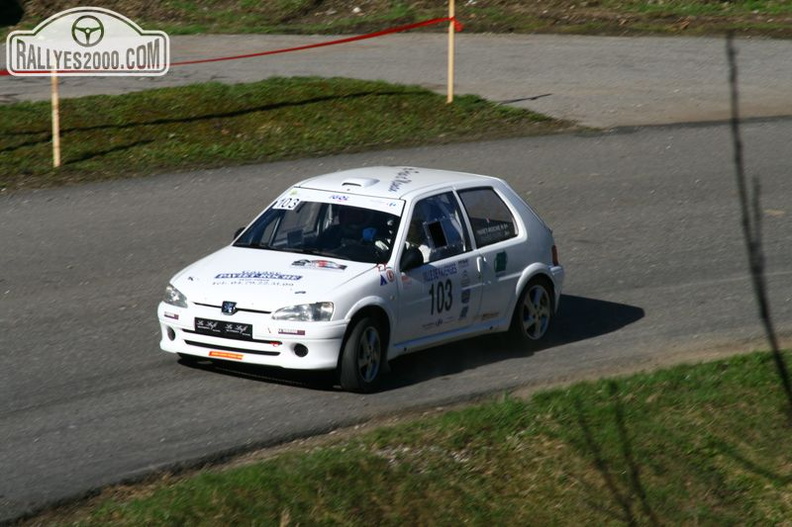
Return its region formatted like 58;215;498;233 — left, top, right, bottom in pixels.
552;245;560;266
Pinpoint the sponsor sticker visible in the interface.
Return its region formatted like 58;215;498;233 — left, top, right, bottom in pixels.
213;270;303;287
481;312;500;322
495;251;508;273
422;262;458;282
215;271;302;281
278;328;306;336
291;259;347;271
461;289;471;304
378;267;396;285
209;351;244;361
388;167;418;193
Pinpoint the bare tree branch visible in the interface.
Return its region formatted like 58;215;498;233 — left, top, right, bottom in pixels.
726;32;792;422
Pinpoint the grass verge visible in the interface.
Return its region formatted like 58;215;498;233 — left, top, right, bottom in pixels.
0;77;570;192
20;350;792;526
5;0;792;38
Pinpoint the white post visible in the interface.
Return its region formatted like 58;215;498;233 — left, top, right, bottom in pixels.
447;0;455;104
51;71;61;168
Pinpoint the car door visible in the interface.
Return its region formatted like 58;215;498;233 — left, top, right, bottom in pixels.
457;186;523;326
394;192;483;348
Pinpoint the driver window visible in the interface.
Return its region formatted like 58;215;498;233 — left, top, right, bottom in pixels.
406;193;469;264
271;201;323;248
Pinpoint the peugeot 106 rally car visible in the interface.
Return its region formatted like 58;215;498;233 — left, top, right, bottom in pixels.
158;166;564;392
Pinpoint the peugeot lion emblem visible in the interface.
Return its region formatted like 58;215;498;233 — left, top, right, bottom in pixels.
221;301;237;315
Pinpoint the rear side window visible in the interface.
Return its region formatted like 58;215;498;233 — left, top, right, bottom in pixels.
458;187;518;247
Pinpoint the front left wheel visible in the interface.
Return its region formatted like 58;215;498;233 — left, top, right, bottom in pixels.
339;316;385;393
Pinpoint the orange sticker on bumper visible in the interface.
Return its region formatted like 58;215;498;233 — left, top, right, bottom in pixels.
209;351;244;361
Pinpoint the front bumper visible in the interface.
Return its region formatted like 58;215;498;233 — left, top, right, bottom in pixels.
157;302;348;370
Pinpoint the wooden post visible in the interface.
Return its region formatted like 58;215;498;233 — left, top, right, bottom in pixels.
51;71;61;168
447;0;455;104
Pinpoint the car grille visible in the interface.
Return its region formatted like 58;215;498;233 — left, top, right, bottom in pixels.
194;302;271;315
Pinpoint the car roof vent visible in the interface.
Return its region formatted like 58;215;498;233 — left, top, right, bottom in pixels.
341;177;379;188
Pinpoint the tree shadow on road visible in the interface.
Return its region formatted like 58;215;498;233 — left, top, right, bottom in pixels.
178;294;644;393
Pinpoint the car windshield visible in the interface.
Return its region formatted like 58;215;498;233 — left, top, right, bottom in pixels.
234;200;401;264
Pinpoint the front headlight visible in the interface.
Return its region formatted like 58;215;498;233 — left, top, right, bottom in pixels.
272;302;334;322
163;284;188;308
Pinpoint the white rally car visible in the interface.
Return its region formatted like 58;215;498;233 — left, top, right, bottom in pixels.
158;167;564;392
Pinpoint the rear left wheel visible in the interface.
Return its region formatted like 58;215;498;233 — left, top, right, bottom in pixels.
509;278;553;344
339;316;385;393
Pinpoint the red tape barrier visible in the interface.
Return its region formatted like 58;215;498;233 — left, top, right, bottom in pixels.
0;17;461;76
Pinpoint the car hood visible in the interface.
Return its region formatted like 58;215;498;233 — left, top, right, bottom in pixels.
171;246;375;312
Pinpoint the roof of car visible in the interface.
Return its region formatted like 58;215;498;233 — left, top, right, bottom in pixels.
296;166;502;200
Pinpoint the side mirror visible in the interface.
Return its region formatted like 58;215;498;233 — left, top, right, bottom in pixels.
400;246;424;272
233;227;244;240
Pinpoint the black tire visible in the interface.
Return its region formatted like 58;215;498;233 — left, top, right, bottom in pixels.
339;316;385;393
509;278;553;345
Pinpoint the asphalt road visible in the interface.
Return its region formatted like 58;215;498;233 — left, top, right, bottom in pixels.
2;33;792;127
1;32;792;524
2;119;791;522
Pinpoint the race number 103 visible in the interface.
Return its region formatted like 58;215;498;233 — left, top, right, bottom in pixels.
429;279;453;315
